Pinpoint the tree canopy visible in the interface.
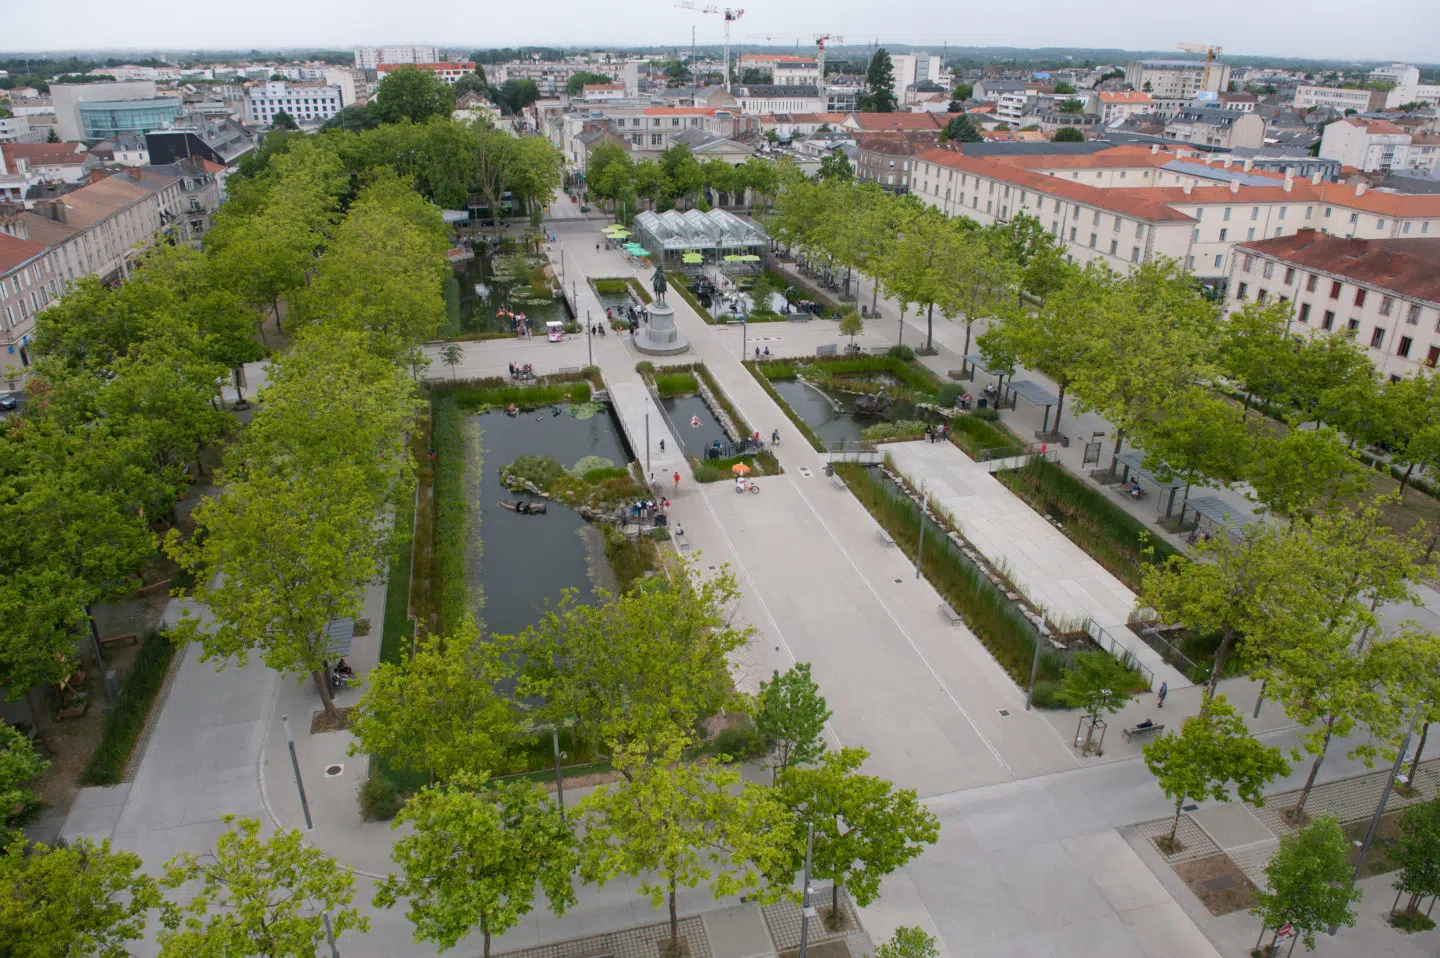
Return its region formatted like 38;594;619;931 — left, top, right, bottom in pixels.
375;67;456;124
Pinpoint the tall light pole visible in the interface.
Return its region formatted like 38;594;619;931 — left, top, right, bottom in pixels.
798;822;815;958
914;489;928;579
281;716;340;958
586;309;593;368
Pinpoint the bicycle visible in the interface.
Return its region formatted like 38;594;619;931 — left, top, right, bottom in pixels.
735;479;761;494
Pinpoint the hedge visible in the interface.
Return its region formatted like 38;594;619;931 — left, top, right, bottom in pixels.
81;631;176;785
431;396;469;632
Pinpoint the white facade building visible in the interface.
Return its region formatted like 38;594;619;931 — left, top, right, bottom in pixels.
244;81;342;126
354;46;439;70
1124;59;1230;98
1320;117;1440;173
375;62;476;86
1292;85;1387;113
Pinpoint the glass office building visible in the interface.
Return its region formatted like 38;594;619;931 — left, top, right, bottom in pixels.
79;98;181;139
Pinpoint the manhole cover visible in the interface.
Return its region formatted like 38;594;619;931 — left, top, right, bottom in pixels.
998;709;1010;717
324;764;344;777
1203;875;1237;892
1183;804;1199;811
893;578;902;583
798;467;813;478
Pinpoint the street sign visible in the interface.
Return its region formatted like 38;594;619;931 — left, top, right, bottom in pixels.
1082;441;1102;468
1276;923;1294;939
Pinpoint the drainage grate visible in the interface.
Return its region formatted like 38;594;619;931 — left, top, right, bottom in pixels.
998;709;1010;717
1183;804;1199;811
324;764;344;778
797;466;813;478
893;578;903;583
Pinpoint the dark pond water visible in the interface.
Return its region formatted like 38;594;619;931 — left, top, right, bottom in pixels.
470;404;632;637
771;378;942;445
591;280;638;313
454;249;568;335
659;395;731;455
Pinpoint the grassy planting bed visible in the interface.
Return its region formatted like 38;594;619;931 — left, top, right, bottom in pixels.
996;457;1177;591
673;275;715;324
836;463;1065;687
798;354;941;396
80;631;176;786
654;371;700;397
442;375;592;409
430;396;470;633
947;414;1019;460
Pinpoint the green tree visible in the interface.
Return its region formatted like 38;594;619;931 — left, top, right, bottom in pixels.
440;342;464;380
950;82;973;101
586;141;634;210
1389;795;1440;925
939;114;982;143
159;816;367;957
1053;81;1077;94
349;619;517;782
565;70;614;95
494;78;541;115
0;723;49;823
1054;651;1137;753
839;310;864;345
863;50;898;112
1135;385;1255;504
0;837;161;958
375;67;456;124
579;734;794;949
634;160;670;210
775;747;940;925
660;144;705;207
1217;298;1300;418
755;662;831;779
1250;816;1360;953
501;568;751;759
1244;426;1366;521
1053;127;1085;142
375;776;577;956
1143;695;1289;846
818;147;854;183
873;927;939;958
269;109;298;130
949;226;1018;360
1056;98;1085;114
166;463;384;721
454;70;489;97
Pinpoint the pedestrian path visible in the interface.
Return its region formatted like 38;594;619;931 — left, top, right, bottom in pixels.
885;441;1190;690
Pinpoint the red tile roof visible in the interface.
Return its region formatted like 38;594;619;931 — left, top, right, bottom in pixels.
1238;231;1440;303
1097;91;1154;103
849;112;945;132
0;231;49;275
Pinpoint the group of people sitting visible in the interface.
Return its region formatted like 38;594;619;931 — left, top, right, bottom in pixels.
328;659;355;693
508;363;535;381
607;305;647;332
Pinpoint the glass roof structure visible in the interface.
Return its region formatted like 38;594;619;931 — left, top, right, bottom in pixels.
634;209;768;261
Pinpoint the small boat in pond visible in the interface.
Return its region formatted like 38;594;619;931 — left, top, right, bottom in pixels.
499;499;547;515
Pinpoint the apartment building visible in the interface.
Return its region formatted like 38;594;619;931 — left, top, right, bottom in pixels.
732;85;825;116
1093;91;1154;124
1228;231;1440;378
560;107;758;166
855;133;935;191
376;62;476;85
0;169;182;376
890;54;942;98
1124;59;1231;98
1320;117;1440;173
737;55;821;87
354;46;438;70
487;60;638;97
244;81;343;126
1292;85;1388;113
1163;106;1266;150
906;143;1440;285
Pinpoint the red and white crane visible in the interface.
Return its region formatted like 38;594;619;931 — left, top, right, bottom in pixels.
676;2;745;91
813;34;844;81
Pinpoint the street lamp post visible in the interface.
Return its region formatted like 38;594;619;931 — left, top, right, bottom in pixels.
798;822;815;958
914;490;928;580
586;310;593;368
281;716;340;958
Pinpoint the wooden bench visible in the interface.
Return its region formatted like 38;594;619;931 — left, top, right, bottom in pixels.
1121;723;1165;743
99;632;140;649
939;603;963;625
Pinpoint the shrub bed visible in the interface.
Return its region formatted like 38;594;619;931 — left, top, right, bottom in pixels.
947;414;1016;459
837;464;1065;687
745;362;825;453
654;371;700;397
443;377;592;409
430;396;469;632
996;457;1177;591
798;355;940;397
861;420;930;443
381;477;416;666
81;631;176;785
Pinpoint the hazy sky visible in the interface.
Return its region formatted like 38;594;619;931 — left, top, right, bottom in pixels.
6;0;1436;63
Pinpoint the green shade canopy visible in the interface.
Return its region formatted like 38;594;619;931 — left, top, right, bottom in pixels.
605;228;630;237
723;255;743;262
682;253;704;264
737;254;761;262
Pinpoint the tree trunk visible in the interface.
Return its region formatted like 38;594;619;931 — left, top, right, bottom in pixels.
1400;462;1415;498
312;667;339;721
1169;799;1184;842
669;877;680;948
926;303;935;351
1109;429;1127;475
1255;922;1268;955
962;320;975;379
1291;716;1337;820
1052;381;1067;435
831;879;840;929
482;918;492;958
1205;627;1236;700
233;367;246;403
272;298;283;331
1407;723;1429;785
871;279;879;315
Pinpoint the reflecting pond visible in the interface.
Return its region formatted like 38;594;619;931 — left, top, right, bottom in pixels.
770;378;943;445
468;404;632;637
659;395;731;456
454;248;568;335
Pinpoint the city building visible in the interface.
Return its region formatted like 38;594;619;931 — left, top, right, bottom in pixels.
731;85;825;116
244;81;343;126
375;62;477;86
1124;59;1231;98
1369;64;1422;87
890;53;942;98
1292;85;1388;113
325;67;365;107
75;98;183;140
1217;91;1258;112
0;169;183;376
143;158;225;240
855;133;935;191
1;142;100;188
354;46;439;70
145;119;255;175
1228;230;1440;377
1319;117;1440;173
558;106;759;167
486;60;638;98
1163;105;1266;150
736;54;821;87
580;84;629;102
50;79;163;140
1093;91;1154;124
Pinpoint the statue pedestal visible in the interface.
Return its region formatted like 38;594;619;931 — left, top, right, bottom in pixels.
635;303;690;356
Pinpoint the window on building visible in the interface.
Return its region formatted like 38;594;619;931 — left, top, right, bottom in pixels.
1257;290;1268;304
1247;228;1256;240
1307;274;1318;292
1377;218;1386;229
1219;228;1228;241
1251;207;1259;220
1223;207;1232;221
1243;255;1254;272
1380;296;1394;317
1371;327;1386;349
1354;288;1366;307
1069;226;1077;241
1135;223;1145;239
1195;208;1204;221
1349;212;1359;224
1279;207;1287;220
1330;281;1342;299
1262;262;1274;279
1323;310;1335;330
1214;254;1223;268
1398;336;1414;358
1089;233;1097;248
1193;228;1200;242
1131;246;1141;263
1299;303;1311;324
1285;267;1297;284
1347;318;1361;333
1404;222;1412;234
1109;239;1118;255
1237;282;1248;299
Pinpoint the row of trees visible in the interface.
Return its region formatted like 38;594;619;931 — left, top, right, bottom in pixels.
585;141;781;216
347;566;939;955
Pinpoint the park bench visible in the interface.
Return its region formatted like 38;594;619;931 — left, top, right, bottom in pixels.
1119;487;1150;501
99;632;140;649
1121;722;1165;743
939;602;963;625
815;344;838;357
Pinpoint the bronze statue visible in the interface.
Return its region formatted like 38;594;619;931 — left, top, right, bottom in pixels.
652;262;668;307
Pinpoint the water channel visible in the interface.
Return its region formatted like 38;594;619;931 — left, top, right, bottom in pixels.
769;378;943;445
468;404;632;637
453;248;568;336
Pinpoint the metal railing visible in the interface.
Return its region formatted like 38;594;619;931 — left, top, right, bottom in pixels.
979;444;1060;472
1127;615;1204;681
825;440;883;464
1084;618;1156;690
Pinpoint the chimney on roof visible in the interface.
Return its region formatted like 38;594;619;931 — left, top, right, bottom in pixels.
1283;170;1293;192
1243;157;1254;172
1311;170;1323;185
1151;143;1159;154
33;198;66;224
1223;156;1234;169
127;167;141;180
1356;181;1368;196
1230;179;1240;194
1183;182;1193;195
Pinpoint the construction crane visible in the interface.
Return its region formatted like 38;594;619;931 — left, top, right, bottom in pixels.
813;34;844;81
676;2;745;91
1177;43;1224;93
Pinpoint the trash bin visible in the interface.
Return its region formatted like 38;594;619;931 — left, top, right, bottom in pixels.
653;513;667;527
824;462;834;477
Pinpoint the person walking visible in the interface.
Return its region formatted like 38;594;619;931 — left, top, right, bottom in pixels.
771;428;780;446
659;438;666;453
1156;681;1168;709
672;470;681;492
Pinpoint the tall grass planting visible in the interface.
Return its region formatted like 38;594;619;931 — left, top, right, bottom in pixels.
947;414;1015;459
837;464;1065;686
653;371;700;397
430;396;469;632
996;457;1177;591
443;378;592;409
